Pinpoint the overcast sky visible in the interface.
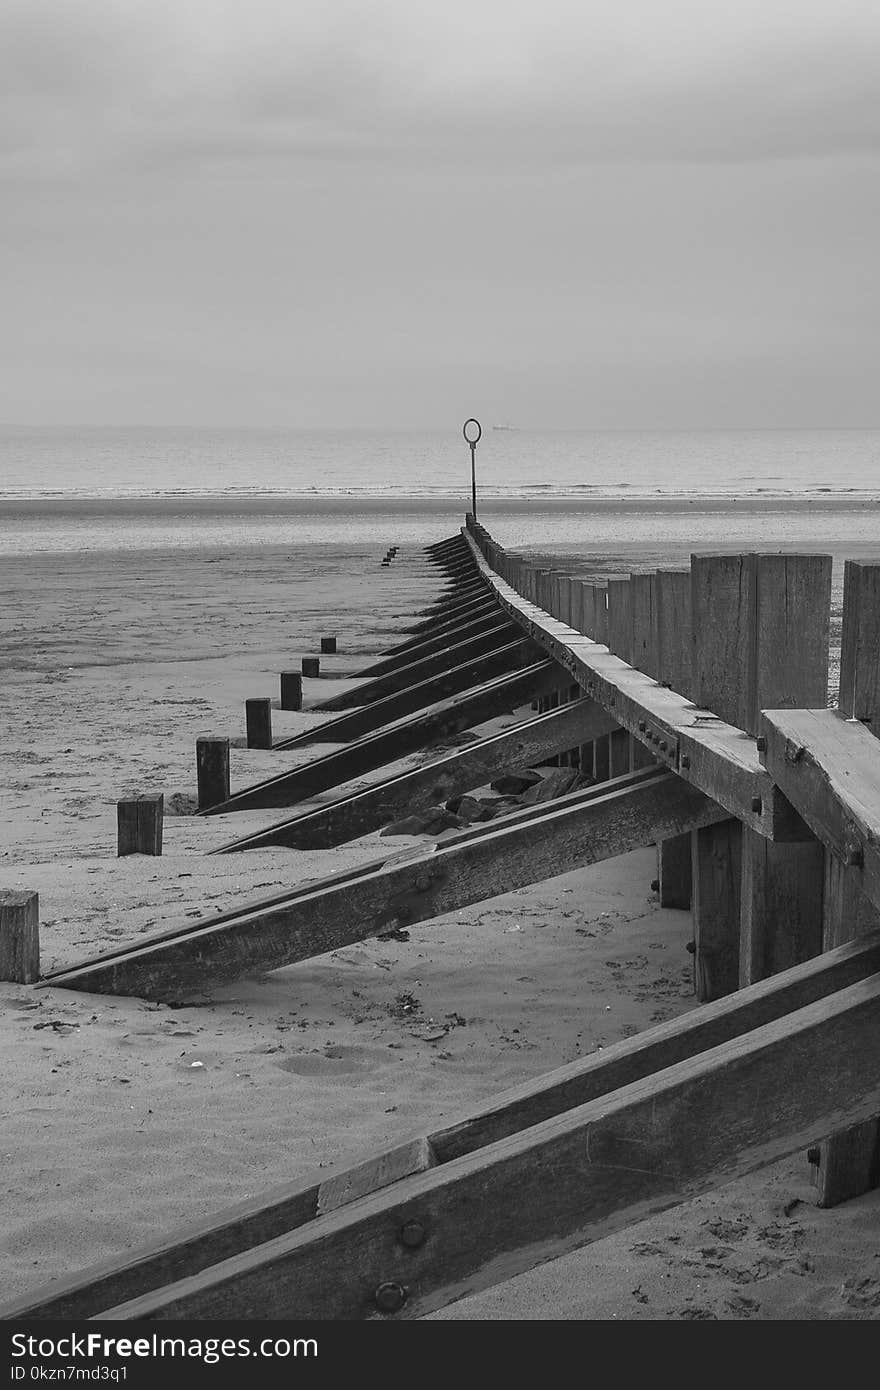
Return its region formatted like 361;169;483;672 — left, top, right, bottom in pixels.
3;0;879;429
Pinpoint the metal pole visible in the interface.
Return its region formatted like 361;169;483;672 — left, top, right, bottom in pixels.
462;418;482;522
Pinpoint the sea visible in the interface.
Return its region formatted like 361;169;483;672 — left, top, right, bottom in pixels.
1;425;879;564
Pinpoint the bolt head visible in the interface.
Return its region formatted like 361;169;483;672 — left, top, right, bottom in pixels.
751;796;762;814
399;1219;426;1249
638;720;646;732
756;735;767;753
374;1282;407;1314
807;1146;821;1167
681;755;690;770
650;879;660;892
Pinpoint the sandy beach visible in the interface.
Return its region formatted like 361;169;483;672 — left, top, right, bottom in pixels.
1;532;879;1321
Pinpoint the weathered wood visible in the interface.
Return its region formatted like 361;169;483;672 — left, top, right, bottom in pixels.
839;561;880;724
461;533;805;842
593;733;610;782
271;636;541;752
321;636;337;654
311;621;519;712
657;833;692;909
358;609;504;677
760;709;880;913
630;574;657;678
11;930;880;1320
739;828;823;984
245;698;273;749
202;661;564;815
609;727;630;777
48;770;727;1000
196;738;230;812
0;889;40;984
606;578;633;664
117;794;164;857
217;700;620;853
301;657;320;678
691;820;742;1001
280;672;303;711
96;974;880;1320
813;852;880;1203
654;569;691;697
690;553;831;736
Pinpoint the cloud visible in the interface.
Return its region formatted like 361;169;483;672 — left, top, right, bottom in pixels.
2;0;880;178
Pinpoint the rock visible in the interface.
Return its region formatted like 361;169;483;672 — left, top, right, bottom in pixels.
449;795;485;823
422;808;465;834
518;768;581;804
489;770;543;795
379;815;430;837
165;792;199;816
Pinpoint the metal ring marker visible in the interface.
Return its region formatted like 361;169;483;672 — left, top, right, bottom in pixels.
462;418;482;519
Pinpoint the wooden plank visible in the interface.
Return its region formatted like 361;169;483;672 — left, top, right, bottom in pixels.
0;889;40;984
690;553;831;736
629;574;657;678
97;974;880;1320
358;607;503;675
606;577;633;664
311;620;519;712
48;770;727;1001
201;660;564;815
461;533;805;842
271;635;542;752
654;569;691;698
10;930;880;1320
691;820;742;1001
217;699;619;853
196;738;230;811
839;560;880;723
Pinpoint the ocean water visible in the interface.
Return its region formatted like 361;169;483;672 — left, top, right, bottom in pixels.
0;425;879;558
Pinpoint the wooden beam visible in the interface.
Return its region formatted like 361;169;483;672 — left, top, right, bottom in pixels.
311;621;520;712
460;532;807;842
657;834;692;909
0;889;40;984
9;930;879;1320
47;769;727;1001
760;709;880;915
271;635;542;751
216;700;620;853
691;820;742;1001
201;660;565;815
86;973;880;1319
358;606;503;675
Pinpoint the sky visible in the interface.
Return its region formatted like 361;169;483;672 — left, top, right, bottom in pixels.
2;0;879;429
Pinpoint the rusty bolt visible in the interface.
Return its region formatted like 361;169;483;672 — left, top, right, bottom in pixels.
807;1146;821;1166
660;741;668;753
680;754;690;770
686;941;696;954
845;847;863;868
650;878;660;892
751;796;762;814
756;735;767;753
374;1282;407;1314
638;719;646;732
399;1219;426;1249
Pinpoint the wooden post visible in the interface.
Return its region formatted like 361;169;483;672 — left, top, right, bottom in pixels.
197;738;230;812
321;636;337;654
689;553;831;1002
657;837;692;909
691;821;742;1001
653;568;693;908
629;574;657;678
280;672;303;711
117;794;164;857
606;578;633;664
0;890;40;984
246;699;273;750
813;560;880;1205
301;657;320;678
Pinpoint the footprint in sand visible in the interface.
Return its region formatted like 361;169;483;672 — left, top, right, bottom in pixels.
277;1045;381;1078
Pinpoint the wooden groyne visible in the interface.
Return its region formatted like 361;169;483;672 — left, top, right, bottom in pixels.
3;521;879;1320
